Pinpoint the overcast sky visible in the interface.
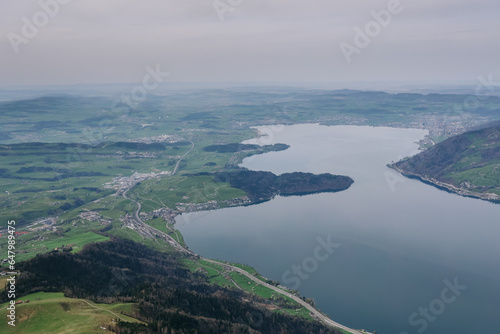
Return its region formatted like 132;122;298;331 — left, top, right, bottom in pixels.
1;0;499;87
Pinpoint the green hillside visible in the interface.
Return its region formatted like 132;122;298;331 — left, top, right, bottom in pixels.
0;292;142;333
1;239;344;334
392;121;500;202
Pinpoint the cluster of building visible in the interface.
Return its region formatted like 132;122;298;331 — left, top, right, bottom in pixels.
120;213;158;239
96;151;159;159
314;112;494;149
124;152;159;159
79;211;113;225
27;217;58;233
176;200;220;213
139;207;178;222
127;134;181;144
104;171;171;194
176;196;251;213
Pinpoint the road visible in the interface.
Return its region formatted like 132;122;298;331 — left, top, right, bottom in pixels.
202;258;366;334
82;300;131;323
172;140;194;175
123;194;365;334
120;140;367;334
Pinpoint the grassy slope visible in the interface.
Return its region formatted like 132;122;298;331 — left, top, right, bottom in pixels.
0;223;110;263
0;141;193;228
393;122;500;197
133;174;247;212
0;141;246;263
180;258;314;322
0;292;142;334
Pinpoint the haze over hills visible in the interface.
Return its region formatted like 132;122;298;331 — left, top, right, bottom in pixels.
1;90;499;146
2;0;500;332
1;90;499;334
391;121;500;202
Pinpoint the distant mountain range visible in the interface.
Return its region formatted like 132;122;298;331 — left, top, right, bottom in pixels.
391;121;500;203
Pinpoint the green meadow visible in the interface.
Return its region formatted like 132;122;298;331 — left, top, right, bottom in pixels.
0;292;142;334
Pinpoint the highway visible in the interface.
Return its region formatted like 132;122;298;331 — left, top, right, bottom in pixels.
121;140;368;334
202;257;366;334
122;192;366;334
172;140;194;175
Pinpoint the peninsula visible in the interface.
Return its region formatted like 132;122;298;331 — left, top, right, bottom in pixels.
390;121;500;203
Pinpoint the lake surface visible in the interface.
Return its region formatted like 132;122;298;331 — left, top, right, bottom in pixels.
177;124;500;334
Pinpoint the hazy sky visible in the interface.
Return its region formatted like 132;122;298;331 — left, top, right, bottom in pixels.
1;0;499;87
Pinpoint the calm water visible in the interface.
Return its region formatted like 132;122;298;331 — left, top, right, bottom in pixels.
177;125;500;334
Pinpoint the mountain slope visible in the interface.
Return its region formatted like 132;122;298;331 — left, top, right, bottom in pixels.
391;121;500;202
1;239;344;334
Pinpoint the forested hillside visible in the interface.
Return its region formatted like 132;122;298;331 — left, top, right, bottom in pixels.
1;238;342;334
392;121;500;202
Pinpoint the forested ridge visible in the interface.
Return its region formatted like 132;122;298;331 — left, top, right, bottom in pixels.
392;121;500;200
215;169;354;202
2;238;342;334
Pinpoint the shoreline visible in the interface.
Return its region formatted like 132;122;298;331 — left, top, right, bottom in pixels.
127;193;370;334
389;165;500;204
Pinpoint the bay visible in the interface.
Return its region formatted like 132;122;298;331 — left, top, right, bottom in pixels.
177;124;500;333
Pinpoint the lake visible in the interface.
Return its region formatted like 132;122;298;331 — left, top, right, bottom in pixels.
177;124;500;334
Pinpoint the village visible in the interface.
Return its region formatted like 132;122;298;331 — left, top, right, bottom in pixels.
176;196;252;213
78;211;113;225
103;170;172;195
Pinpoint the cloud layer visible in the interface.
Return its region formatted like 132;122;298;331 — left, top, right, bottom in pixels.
1;0;499;86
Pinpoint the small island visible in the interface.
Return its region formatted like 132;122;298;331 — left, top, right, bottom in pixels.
214;169;354;203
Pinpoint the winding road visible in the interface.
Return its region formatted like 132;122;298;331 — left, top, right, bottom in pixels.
120;140;367;334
